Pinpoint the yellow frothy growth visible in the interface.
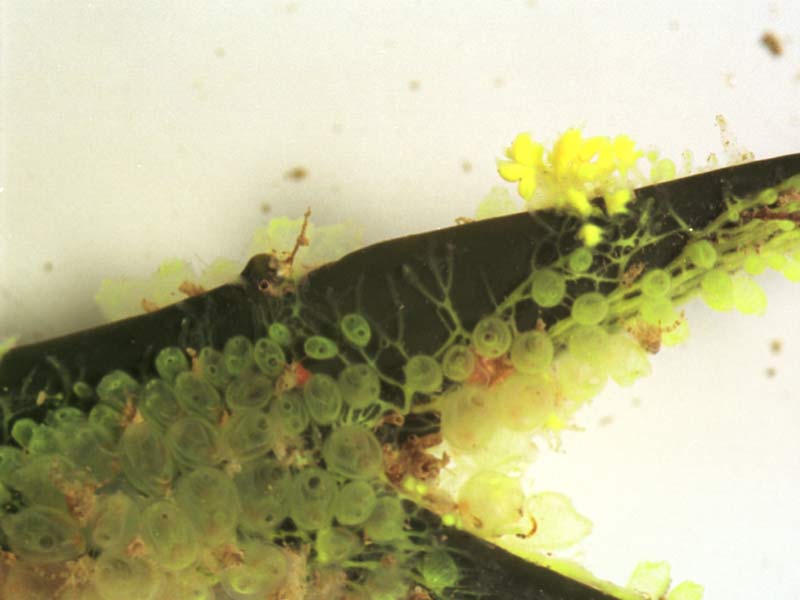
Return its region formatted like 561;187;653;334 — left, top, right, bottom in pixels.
497;129;645;217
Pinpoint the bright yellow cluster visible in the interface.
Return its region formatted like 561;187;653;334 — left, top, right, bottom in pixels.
497;129;643;217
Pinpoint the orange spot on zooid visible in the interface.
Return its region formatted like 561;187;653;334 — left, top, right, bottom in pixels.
294;362;312;387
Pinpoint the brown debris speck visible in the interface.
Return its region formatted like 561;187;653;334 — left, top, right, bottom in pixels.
141;298;160;313
284;166;309;181
766;367;777;378
178;280;205;297
43;261;54;272
383;433;449;484
461;160;473;173
770;339;783;354
761;31;783;56
408;80;421;91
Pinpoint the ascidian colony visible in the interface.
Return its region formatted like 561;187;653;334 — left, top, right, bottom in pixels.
1;129;800;600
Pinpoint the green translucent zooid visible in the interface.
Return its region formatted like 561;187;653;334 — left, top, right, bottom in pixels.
139;378;181;432
271;389;310;435
140;499;200;571
225;372;274;411
290;468;338;531
166;416;224;468
530;268;566;308
304;335;339;360
322;424;383;479
174;467;240;545
404;354;444;393
337;363;381;409
3;506;85;563
441;344;476;382
303;372;343;424
223;408;274;461
334;480;377;525
510;330;554;374
253;337;286;378
174;371;223;422
339;312;372;347
472;315;513;358
223;335;255;376
154;346;189;383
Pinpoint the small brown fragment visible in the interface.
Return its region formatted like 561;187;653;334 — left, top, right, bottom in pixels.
461;159;473;173
766;367;777;378
408;80;421;91
179;280;205;297
621;261;645;287
43;261;54;272
770;339;783;354
409;587;434;600
761;31;783;56
383;433;448;484
284;166;309;181
141;298;160;313
125;536;147;558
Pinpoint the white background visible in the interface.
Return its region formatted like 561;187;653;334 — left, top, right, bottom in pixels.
1;2;800;598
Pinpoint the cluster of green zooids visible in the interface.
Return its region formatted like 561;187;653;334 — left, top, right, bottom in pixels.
1;128;799;600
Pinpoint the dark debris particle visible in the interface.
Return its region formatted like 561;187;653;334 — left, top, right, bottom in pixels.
766;367;777;378
408;80;421;92
770;339;782;355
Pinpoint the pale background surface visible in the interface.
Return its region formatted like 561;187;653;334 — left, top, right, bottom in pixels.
1;2;800;597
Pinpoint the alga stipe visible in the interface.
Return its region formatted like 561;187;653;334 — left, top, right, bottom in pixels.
1;132;799;599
